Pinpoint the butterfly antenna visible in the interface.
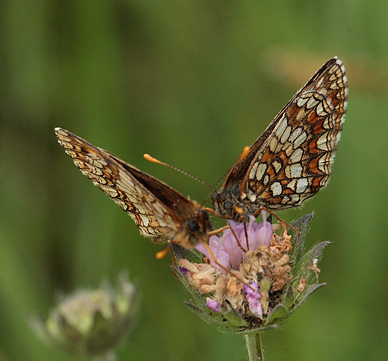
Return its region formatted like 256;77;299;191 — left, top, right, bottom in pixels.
202;145;252;208
144;154;216;191
212;145;251;192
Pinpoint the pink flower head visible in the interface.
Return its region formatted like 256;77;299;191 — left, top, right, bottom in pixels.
224;214;273;268
195;211;273;272
197;212;273;271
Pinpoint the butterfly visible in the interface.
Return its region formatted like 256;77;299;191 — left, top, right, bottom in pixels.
55;128;212;249
212;57;348;221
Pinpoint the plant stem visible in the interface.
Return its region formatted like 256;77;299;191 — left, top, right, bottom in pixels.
245;332;264;361
92;352;116;361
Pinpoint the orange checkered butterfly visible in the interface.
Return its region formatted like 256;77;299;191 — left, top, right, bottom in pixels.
212;57;348;221
55;128;212;249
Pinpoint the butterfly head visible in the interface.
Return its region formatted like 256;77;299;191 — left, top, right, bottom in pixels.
212;191;249;222
176;209;213;249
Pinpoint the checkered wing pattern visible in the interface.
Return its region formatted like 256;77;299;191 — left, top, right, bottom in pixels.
55;128;211;248
213;57;348;219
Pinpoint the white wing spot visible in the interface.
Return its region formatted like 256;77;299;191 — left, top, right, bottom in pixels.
286;179;297;191
318;154;330;173
323;116;331;129
294;131;307;148
272;160;282;173
249;162;259;180
317;133;329;151
289;127;302;142
316;102;328;116
296;178;309;193
286;163;302;178
263;174;270;186
271;182;282;196
296;96;308;107
306;96;319;109
100;184;119;198
139;214;150;226
256;163;267;181
269;137;278;153
275;115;288;138
290;148;303;163
280;126;292;144
282;196;290;204
248;190;257;202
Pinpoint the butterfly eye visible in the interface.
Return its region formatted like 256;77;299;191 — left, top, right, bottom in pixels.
187;219;200;232
223;200;233;210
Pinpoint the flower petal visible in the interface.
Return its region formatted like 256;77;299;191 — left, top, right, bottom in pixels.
206;298;220;313
196;238;230;272
244;282;263;318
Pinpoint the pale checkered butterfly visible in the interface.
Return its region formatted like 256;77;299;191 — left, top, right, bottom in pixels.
212;57;348;222
55;128;212;249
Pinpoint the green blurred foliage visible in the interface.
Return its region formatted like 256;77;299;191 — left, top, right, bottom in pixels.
1;1;387;360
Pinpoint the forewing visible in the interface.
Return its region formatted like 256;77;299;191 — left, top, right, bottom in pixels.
55;128;185;241
244;58;348;209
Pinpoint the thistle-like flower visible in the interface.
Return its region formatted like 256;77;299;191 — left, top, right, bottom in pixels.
173;213;327;334
30;273;140;360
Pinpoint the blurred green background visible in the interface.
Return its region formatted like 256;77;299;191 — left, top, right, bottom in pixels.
1;1;387;360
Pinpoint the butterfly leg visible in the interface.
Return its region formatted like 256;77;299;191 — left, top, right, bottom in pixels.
209;225;248;252
229;224;247;252
155;243;170;259
206;207;219;216
156;241;181;269
208;225;230;236
156;240;178;268
254;207;301;235
206;208;249;252
243;222;250;250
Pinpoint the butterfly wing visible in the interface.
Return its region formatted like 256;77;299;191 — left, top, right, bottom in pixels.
214;57;348;218
55;128;211;247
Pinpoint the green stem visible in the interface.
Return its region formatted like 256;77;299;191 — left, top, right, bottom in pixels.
245;332;264;361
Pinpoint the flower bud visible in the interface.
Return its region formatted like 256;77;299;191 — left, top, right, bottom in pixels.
30;273;140;358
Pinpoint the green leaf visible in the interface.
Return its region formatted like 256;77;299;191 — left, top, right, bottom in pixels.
265;304;288;326
292;283;326;313
184;302;249;333
223;309;249;327
171;244;204;265
290;213;314;264
292;241;330;280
